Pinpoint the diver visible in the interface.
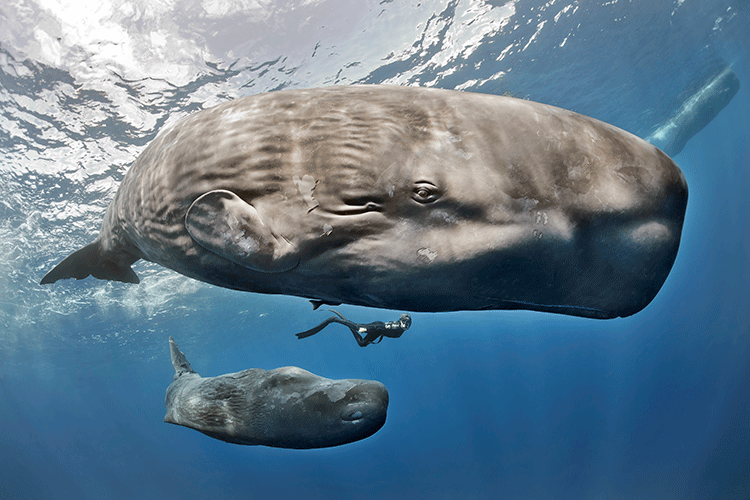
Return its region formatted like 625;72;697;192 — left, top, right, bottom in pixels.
295;310;412;347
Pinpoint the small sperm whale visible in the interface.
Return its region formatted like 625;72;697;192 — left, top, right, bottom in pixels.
296;311;411;347
164;337;388;449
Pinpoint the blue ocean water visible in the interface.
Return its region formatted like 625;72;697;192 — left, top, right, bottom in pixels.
1;1;749;498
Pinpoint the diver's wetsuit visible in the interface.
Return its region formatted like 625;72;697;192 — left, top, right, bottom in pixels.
296;310;412;347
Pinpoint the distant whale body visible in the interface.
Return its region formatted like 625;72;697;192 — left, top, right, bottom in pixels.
647;67;740;157
164;337;388;449
41;85;688;319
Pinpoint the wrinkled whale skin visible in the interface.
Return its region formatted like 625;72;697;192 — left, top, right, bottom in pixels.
42;85;688;318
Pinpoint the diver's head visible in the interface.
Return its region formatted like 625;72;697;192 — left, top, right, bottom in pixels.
399;314;412;330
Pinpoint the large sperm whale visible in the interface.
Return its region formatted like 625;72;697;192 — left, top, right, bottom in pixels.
41;85;688;318
164;337;388;449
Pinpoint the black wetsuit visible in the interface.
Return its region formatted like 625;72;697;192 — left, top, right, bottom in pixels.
296;310;412;347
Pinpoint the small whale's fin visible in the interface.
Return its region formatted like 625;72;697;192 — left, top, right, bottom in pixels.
186;190;299;273
310;299;342;310
169;337;195;377
40;241;140;285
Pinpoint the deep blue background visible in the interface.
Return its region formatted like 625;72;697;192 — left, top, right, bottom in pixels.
1;1;749;499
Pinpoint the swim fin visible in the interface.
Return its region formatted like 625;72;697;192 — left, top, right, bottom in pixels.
295;317;339;339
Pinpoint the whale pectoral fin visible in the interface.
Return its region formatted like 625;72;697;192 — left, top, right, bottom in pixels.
310;299;342;310
186;190;299;273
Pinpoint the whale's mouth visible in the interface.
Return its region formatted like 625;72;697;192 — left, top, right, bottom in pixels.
477;297;611;319
327;203;384;216
338;382;388;428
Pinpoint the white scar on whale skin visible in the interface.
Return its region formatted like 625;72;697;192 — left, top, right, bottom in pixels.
417;247;438;264
293;174;319;212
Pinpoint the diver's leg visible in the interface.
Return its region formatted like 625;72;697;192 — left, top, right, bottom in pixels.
326;310;360;330
350;328;369;347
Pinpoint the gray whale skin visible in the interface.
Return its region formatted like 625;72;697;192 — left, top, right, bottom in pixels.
164;337;388;449
41;85;688;319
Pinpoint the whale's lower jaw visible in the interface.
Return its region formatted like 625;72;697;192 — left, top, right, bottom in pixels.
165;401;388;449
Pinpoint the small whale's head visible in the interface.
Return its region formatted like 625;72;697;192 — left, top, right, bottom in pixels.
258;367;389;449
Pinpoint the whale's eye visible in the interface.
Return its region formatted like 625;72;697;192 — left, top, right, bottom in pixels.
412;182;440;204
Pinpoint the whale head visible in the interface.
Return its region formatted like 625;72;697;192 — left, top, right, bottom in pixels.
253;366;389;449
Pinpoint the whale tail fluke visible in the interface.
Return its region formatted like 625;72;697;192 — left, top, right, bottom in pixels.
646;66;740;157
169;337;195;376
40;241;140;285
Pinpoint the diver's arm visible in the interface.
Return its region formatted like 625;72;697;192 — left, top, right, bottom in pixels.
381;321;405;338
351;322;390;347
